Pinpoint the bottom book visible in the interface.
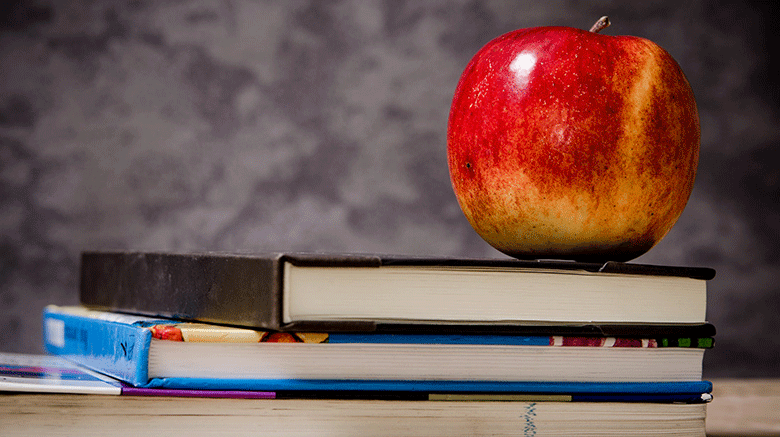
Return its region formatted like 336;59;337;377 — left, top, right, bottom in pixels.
0;392;707;437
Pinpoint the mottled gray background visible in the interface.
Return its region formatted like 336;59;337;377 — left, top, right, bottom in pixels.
1;0;778;377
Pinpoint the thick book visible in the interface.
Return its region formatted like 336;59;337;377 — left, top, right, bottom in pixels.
42;305;712;397
79;251;715;331
1;394;709;437
0;351;710;403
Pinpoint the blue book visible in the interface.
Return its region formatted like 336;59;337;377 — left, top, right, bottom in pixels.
42;305;712;399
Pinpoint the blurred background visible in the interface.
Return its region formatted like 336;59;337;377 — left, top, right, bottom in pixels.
1;0;778;377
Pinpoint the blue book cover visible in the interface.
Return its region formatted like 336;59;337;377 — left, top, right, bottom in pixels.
43;306;156;386
42;305;712;399
143;378;712;400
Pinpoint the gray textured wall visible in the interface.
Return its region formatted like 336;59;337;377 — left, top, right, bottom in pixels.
1;0;778;377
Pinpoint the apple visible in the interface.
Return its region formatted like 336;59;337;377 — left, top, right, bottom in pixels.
447;17;700;262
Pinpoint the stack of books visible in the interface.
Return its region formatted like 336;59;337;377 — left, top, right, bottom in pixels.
35;251;715;435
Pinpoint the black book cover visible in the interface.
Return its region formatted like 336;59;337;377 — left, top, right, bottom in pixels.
79;251;715;334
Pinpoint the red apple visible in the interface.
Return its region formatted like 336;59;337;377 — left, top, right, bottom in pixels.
447;17;700;262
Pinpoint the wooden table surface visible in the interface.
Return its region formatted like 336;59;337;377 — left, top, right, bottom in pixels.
706;378;780;436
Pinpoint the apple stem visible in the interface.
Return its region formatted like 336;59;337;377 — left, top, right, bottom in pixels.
589;16;610;33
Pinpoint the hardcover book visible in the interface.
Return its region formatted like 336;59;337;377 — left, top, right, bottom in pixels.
78;251;715;331
42;305;712;398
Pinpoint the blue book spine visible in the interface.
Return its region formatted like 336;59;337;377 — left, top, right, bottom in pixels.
142;378;713;396
42;306;153;386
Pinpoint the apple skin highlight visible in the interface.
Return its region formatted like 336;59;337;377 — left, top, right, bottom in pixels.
447;22;700;262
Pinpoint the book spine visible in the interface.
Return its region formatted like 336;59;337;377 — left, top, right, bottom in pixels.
140;378;714;395
79;252;285;330
42;306;151;386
